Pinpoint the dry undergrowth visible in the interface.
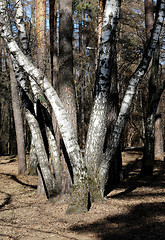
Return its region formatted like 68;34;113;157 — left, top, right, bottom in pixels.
0;151;165;240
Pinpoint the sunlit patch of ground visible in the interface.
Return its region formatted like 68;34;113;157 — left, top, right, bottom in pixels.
0;151;165;240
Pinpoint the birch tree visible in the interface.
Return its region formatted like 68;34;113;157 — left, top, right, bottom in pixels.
141;0;165;176
0;0;164;214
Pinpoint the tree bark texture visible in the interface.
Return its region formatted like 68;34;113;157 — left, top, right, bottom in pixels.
1;0;165;213
8;55;26;174
142;0;164;175
154;106;164;160
0;0;89;212
10;53;57;198
85;0;121;201
59;0;78;196
99;0;165;189
36;0;46;72
59;0;77;136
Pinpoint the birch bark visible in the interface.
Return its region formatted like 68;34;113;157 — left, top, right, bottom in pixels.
141;0;164;175
99;0;165;191
85;0;121;201
0;0;89;213
9;54;57;198
14;0;62;189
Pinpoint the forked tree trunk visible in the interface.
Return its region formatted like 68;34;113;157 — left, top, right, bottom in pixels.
141;0;164;175
1;0;164;214
99;0;165;190
85;0;121;201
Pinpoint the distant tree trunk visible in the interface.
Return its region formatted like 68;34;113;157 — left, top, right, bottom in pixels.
95;0;105;69
141;41;163;175
8;55;26;174
49;0;58;87
36;0;46;72
155;106;164;160
59;0;77;195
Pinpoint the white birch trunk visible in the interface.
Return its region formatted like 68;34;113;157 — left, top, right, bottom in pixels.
25;109;57;198
0;0;89;212
85;0;121;200
98;0;165;193
14;0;62;190
46;125;62;192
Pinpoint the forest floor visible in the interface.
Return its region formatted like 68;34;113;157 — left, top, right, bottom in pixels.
0;151;165;240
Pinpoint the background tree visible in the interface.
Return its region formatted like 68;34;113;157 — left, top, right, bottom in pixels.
9;54;26;174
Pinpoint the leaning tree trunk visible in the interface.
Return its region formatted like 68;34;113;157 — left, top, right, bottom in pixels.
0;0;89;213
141;0;164;175
10;52;57;198
15;0;62;191
98;0;165;191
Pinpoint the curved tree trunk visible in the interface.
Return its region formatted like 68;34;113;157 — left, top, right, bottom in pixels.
141;0;164;175
99;0;165;189
0;0;89;212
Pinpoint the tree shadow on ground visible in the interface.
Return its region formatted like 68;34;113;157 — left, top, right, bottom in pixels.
0;173;37;189
113;155;165;189
0;191;11;209
0;155;16;164
69;157;165;239
69;202;165;240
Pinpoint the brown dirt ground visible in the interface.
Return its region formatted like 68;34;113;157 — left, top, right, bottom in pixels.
0;151;165;240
